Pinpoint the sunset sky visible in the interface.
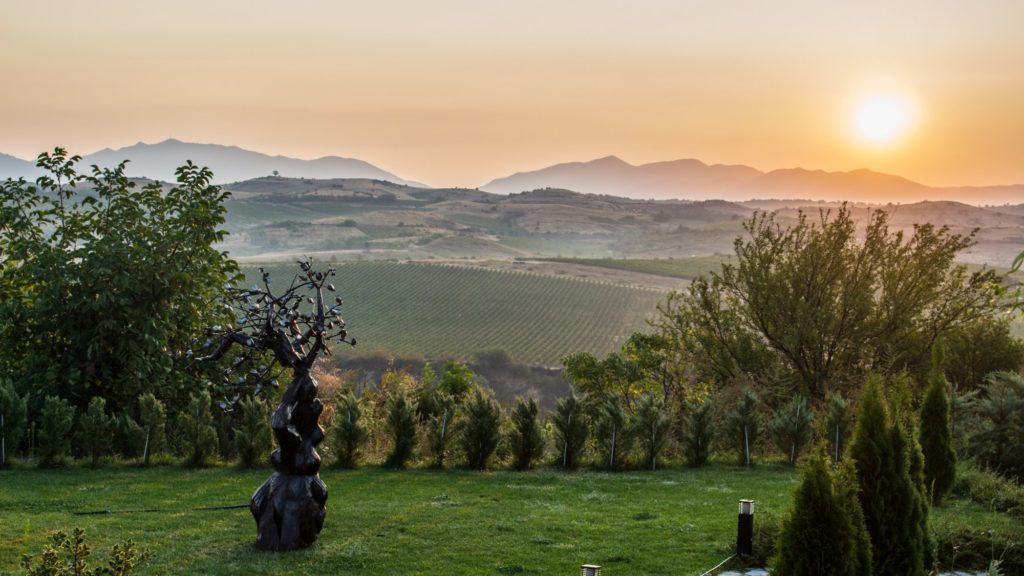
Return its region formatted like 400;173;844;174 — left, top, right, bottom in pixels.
2;1;1022;189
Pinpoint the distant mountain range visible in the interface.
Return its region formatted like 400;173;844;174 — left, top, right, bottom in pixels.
3;141;1022;204
480;155;1024;205
0;139;424;187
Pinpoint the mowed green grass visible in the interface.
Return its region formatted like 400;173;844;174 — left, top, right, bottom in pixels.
2;465;788;575
1;465;1014;575
242;262;666;365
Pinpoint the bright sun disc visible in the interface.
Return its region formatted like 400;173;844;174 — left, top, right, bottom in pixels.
856;95;912;145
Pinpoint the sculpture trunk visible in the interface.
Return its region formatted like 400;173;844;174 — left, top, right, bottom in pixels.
250;366;328;551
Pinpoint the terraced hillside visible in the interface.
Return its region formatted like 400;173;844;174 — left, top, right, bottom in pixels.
242;261;667;365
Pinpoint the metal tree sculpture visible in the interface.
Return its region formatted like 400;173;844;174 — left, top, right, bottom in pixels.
199;260;354;551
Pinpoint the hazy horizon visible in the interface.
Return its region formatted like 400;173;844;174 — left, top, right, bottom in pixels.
2;1;1023;191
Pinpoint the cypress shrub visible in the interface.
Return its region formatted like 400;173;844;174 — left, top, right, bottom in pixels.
850;375;927;576
723;387;760;466
426;391;456;468
824;393;853;462
551;392;587;469
235;396;272;468
919;366;957;504
177;390;218;468
508;396;545;471
330;390;368;469
115;414;146;459
77;397;115;467
634;394;671;470
683;398;714;467
774;451;871;575
593;395;633;470
384;391;417;469
37;395;74;467
459;388;501;470
138;393;167;466
769;396;814;466
0;378;28;466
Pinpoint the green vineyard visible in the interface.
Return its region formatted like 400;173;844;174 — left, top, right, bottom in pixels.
242;261;667;365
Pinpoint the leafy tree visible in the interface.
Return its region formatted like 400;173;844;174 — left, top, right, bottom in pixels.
966;371;1024;478
634;394;672;470
508;397;545;471
235;396;272;468
0;378;27;466
37;395;74;466
76;397;114;467
177;390;218;468
562;345;659;409
438;361;475;401
384;391;417;469
330;390;368;469
769;396;814;466
593;396;634;470
458;388;501;470
0;149;238;413
723;387;760;466
919;363;957;504
426;391;456;468
137;393;166;466
944;317;1024;393
551;392;587;469
824;393;853;462
774;451;871;576
683;398;714;467
658;206;997;401
850;376;928;576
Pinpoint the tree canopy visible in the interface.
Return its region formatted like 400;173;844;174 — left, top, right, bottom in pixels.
0;149;238;412
657;205;998;401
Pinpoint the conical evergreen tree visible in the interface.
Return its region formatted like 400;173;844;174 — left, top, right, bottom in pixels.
458;388;501;470
723;387;760;466
551;392;587;469
683;398;713;467
919;365;956;504
593;395;633;470
384;391;417;469
77;397;115;467
824;392;852;462
508;396;545;471
0;379;27;467
769;395;814;466
330;390;368;469
849;376;926;576
774;450;872;575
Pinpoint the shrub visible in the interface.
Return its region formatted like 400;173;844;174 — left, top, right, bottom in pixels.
933;523;1024;574
77;397;115;467
114;414;145;460
967;371;1024;479
235;396;272;468
774;452;871;575
508;397;545;471
683;398;713;467
952;462;1024;519
0;378;28;466
723;387;760;466
634;394;671;470
593;396;633;470
177;390;218;468
137;393;167;466
551;392;587;469
823;393;853;462
20;528;149;576
769;396;813;466
384;391;417;469
330;390;368;469
438;361;475;402
920;366;957;504
37;395;74;467
849;376;928;576
459;388;501;470
426;391;456;468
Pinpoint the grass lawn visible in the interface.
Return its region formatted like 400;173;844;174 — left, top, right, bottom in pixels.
0;464;1015;575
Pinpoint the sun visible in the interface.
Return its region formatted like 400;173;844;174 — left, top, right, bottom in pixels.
854;95;914;146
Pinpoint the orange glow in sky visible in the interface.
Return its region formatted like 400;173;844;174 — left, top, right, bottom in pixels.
1;1;1022;189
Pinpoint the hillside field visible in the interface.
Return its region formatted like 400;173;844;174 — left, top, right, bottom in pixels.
241;261;667;366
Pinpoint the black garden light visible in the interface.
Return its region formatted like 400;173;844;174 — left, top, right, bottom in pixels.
737;499;754;556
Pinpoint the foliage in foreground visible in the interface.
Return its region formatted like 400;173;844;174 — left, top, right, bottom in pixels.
774;453;871;576
21;528;148;576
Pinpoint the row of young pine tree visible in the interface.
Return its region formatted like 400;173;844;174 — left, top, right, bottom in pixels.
774;371;957;576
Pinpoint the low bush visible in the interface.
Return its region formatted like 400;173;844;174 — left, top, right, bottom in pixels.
953;462;1024;519
20;527;149;576
933;523;1024;574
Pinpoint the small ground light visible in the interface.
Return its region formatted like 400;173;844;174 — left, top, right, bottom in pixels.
581;564;602;576
737;499;754;556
